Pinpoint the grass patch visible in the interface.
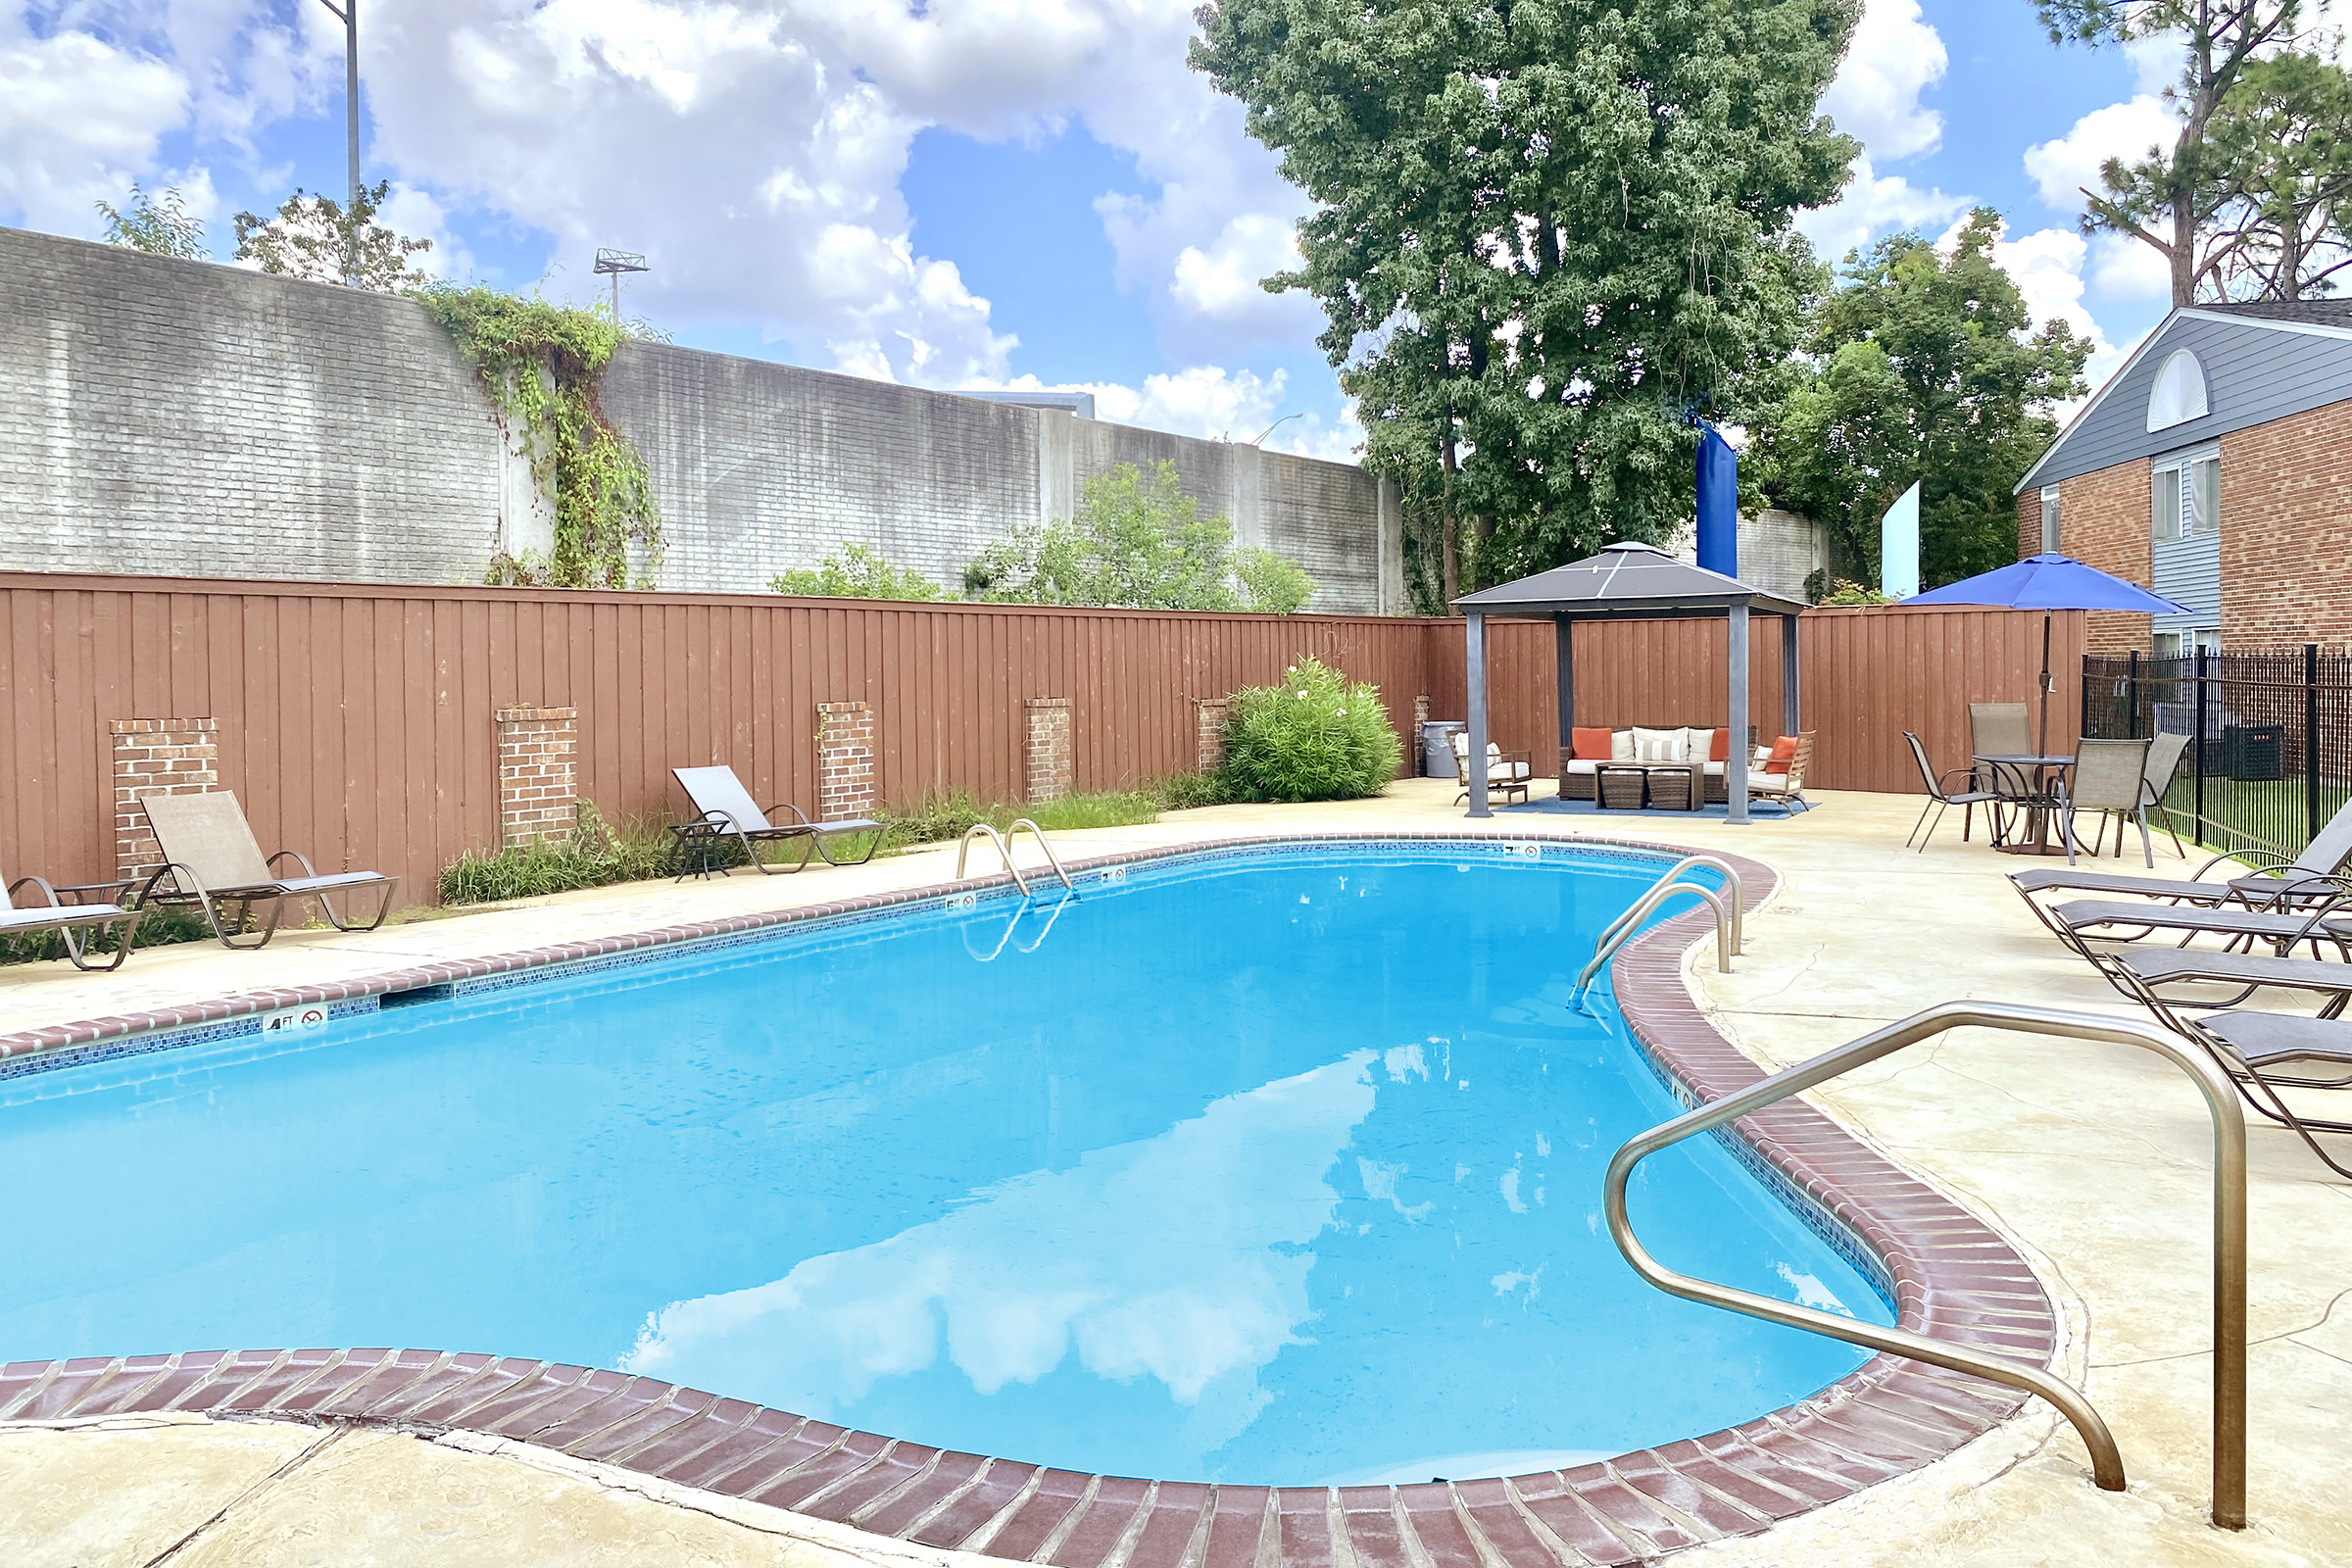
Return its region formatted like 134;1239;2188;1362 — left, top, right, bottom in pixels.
874;788;1159;850
437;802;677;906
1144;771;1242;810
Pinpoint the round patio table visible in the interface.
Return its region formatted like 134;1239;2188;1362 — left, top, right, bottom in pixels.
1974;753;2076;856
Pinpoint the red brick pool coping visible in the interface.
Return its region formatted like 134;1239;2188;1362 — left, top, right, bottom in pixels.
0;831;2059;1566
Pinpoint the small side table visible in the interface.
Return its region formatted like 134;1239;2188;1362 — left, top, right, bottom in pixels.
667;819;732;880
1596;764;1650;810
1646;764;1701;811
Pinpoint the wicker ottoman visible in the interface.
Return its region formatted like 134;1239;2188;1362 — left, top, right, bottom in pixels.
1596;764;1649;810
1645;764;1700;811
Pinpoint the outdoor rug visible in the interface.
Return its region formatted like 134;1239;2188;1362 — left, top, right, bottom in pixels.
1501;796;1810;822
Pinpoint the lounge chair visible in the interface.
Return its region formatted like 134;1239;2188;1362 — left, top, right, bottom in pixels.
1903;731;2005;851
671;766;882;874
1748;732;1814;812
134;791;398;950
2;864;141;971
2024;893;2352;962
2098;949;2352;1177
2008;792;2352;908
2055;737;2153;866
1451;732;1533;807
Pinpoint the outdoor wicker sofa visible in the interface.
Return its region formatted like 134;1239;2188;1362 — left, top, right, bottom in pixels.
1557;726;1740;804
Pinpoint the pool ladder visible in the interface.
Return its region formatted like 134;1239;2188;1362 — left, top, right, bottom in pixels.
1605;1001;2249;1531
1571;856;1743;1010
954;819;1073;899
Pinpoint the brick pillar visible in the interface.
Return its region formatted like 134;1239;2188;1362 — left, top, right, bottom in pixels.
816;700;876;821
1413;693;1430;728
1024;698;1073;804
1413;694;1433;781
494;706;579;848
1195;697;1232;774
111;717;220;883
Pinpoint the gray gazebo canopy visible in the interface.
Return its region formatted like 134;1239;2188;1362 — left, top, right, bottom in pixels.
1452;542;1808;823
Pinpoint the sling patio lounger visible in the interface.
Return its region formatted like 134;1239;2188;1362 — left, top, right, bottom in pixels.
135;791;399;950
2017;887;2352;964
2007;793;2352;908
2;864;141;971
2098;947;2352;1177
671;766;882;875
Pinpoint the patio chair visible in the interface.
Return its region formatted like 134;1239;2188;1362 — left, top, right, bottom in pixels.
2138;731;2193;858
2056;737;2154;866
2;863;142;971
134;791;398;950
2021;889;2352;963
1747;732;1814;812
1903;731;2004;851
671;766;882;874
1450;732;1533;807
1968;702;2037;800
2008;792;2352;908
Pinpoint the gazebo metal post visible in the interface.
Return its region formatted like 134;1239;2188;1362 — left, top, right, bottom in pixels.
1554;614;1574;786
1782;612;1801;737
1466;610;1491;817
1728;605;1750;825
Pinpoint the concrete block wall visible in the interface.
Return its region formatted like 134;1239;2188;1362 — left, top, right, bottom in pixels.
0;227;501;583
0;225;1397;612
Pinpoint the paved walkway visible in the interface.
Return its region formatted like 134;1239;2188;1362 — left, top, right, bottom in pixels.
3;780;2347;1565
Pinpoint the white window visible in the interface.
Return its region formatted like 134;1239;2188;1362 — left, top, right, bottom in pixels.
2039;486;2061;553
2146;349;2210;431
2154;628;2222;659
2153;453;2219;542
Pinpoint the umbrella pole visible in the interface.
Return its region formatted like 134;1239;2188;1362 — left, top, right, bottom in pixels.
2038;611;2052;756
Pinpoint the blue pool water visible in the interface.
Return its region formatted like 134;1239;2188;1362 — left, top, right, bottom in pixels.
0;843;1889;1485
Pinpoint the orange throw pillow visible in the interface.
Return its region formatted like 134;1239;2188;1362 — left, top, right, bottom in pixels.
1762;735;1798;775
1571;726;1615;760
1710;728;1731;761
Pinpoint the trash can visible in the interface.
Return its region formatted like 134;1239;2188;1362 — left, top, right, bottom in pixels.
1421;720;1465;779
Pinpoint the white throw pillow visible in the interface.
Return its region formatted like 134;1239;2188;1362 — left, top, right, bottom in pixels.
1610;729;1637;761
1682;727;1715;764
1632;726;1681;763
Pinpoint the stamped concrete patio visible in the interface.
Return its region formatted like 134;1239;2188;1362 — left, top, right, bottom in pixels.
2;779;2346;1566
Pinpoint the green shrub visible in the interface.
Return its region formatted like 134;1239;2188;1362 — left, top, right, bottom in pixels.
770;543;952;602
1145;771;1239;810
1222;658;1400;802
437;801;676;906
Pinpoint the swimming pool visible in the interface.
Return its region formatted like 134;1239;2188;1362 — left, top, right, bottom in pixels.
0;840;1890;1487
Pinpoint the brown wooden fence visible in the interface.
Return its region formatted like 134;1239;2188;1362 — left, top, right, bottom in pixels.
0;572;2082;906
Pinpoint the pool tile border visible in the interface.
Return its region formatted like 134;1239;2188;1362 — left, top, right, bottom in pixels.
0;830;2060;1566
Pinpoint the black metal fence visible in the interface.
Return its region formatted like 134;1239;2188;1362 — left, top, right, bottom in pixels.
2082;646;2352;858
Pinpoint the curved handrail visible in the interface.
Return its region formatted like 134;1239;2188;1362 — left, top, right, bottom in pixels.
1004;819;1075;890
1574;881;1736;1009
954;824;1032;898
1595;855;1746;958
1604;1000;2248;1530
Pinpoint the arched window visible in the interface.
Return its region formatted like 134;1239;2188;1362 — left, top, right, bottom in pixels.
2146;349;2210;431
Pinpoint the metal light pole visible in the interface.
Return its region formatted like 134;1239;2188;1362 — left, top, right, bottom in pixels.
594;249;651;323
314;0;360;280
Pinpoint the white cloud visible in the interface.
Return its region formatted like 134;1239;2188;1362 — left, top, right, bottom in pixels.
1171;212;1301;320
0;15;188;231
2089;230;2172;298
2023;94;2179;216
1819;0;1947;162
1797;151;1969;262
373;181;475;281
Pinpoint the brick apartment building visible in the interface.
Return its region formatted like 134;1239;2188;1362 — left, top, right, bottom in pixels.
2014;300;2352;652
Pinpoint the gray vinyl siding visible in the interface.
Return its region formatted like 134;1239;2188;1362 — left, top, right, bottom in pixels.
2019;313;2352;492
2152;532;2221;638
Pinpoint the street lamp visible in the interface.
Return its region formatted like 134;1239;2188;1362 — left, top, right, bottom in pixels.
595;249;652;323
313;0;360;223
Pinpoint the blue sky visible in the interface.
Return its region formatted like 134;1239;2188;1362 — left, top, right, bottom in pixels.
3;0;2189;455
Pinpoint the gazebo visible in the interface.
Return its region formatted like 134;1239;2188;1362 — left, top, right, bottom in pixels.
1453;542;1808;822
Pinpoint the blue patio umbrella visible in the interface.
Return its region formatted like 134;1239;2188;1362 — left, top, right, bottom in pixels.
1904;554;2194;754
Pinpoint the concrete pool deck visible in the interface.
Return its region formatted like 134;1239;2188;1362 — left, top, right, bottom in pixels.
3;780;2347;1566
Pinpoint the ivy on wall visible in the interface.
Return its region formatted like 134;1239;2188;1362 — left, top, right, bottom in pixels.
420;287;663;588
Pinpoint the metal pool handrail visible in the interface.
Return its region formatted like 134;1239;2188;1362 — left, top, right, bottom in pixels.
955;824;1031;897
1004;819;1074;890
1603;1000;2248;1530
1574;856;1744;1005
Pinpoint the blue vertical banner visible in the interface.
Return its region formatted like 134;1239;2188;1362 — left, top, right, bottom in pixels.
1695;424;1738;578
1881;481;1921;601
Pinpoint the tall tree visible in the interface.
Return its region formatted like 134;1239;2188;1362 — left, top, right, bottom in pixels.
2199;49;2352;299
1750;210;2091;590
96;184;207;260
2035;1;2352;303
233;181;432;292
1194;0;1858;600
